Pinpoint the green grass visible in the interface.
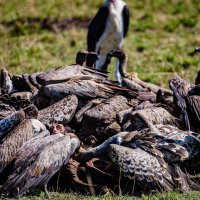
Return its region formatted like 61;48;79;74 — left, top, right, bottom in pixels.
0;0;199;87
3;191;198;200
0;1;200;198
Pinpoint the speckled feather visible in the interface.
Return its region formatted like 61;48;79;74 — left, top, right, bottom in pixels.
78;95;130;142
83;95;130;124
38;95;78;128
122;124;200;163
108;144;174;191
108;144;200;192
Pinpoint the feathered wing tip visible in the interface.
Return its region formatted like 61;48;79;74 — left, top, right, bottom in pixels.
169;80;190;130
171;165;200;192
170;76;200;131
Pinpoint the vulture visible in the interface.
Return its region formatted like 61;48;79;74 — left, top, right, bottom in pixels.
169;76;200;131
2;133;80;198
87;0;130;82
108;144;200;193
108;49;172;95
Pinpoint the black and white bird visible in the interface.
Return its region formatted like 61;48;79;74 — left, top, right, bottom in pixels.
87;0;130;82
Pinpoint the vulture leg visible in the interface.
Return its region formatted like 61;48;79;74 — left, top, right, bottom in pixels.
44;184;49;199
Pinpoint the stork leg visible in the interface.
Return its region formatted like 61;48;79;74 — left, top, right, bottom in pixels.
96;54;107;70
115;59;121;84
44;184;50;199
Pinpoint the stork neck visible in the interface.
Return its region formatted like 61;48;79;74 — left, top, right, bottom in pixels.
109;3;118;18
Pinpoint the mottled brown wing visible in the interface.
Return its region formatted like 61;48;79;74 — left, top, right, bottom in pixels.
36;65;108;85
108;144;174;192
43;79;115;100
122;107;182;132
38;95;78;128
185;95;200;131
75;98;103;123
3;134;72;197
169;76;200;131
0;103;16;120
83;95;130;124
0;120;33;173
149;125;199;162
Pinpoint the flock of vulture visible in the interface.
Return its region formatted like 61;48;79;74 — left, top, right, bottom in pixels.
0;48;200;198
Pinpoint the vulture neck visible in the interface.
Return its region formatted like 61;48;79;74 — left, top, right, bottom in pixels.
118;53;128;78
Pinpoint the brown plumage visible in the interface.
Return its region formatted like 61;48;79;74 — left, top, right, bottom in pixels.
42;78;120;102
36;65;108;85
78;95;130;142
0;94;33;111
10;92;33;100
0;102;16;120
108;49;172;95
3;133;80;198
0;120;34;174
121;107;182;133
122;124;200;164
75;132;128;163
0;69;13;95
38;95;78;128
12;73;38;94
169;76;200;131
75;98;104;123
108;144;200;192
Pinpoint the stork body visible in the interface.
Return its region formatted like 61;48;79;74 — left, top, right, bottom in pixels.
87;0;129;82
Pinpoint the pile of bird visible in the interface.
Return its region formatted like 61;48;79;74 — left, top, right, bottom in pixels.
0;47;200;198
1;0;200;197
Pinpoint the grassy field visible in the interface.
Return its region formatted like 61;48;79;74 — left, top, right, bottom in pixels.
0;0;200;87
1;191;199;200
0;0;200;199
